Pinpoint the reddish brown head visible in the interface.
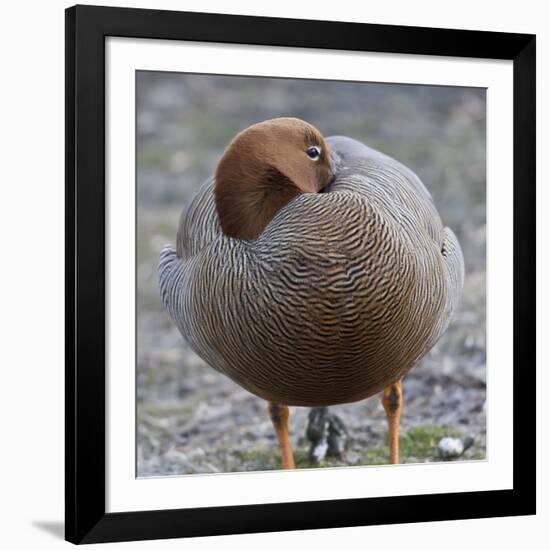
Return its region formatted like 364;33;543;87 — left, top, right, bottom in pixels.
214;118;334;240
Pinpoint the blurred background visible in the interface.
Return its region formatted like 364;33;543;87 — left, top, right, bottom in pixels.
136;71;486;476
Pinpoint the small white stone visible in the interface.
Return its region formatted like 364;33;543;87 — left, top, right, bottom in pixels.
437;437;464;459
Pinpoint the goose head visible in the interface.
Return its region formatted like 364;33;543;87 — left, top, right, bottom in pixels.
214;117;334;240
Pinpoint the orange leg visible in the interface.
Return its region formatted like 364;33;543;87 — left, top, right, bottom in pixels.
382;380;402;464
268;402;295;469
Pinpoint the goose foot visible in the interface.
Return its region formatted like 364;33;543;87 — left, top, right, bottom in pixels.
306;407;349;463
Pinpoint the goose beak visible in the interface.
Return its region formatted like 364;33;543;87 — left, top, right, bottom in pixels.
319;173;335;194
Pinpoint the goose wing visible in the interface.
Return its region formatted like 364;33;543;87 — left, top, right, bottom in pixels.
327;136;444;246
175;177;220;260
158;177;219;314
327;135;465;344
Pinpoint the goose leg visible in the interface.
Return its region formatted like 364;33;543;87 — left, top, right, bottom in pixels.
268;402;295;469
382;380;402;464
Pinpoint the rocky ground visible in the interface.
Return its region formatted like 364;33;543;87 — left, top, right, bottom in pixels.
136;73;486;476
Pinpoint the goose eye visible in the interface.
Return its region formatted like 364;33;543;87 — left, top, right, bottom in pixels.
306;146;321;161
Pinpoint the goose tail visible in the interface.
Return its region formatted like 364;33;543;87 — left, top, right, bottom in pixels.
441;227;465;334
442;227;465;311
158;245;181;312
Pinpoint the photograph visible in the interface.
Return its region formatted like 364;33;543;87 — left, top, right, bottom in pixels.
58;3;536;545
136;71;487;477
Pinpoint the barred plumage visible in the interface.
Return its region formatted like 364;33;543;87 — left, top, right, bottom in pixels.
159;134;464;408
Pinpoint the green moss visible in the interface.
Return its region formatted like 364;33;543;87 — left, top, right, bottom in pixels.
234;447;278;471
204;424;486;473
463;445;486;461
234;446;338;471
357;424;485;466
139;401;193;419
359;445;392;466
398;424;463;461
293;448;327;469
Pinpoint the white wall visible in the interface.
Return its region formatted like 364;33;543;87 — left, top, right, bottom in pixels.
0;1;546;548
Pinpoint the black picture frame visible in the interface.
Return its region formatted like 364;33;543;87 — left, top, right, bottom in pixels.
65;4;536;544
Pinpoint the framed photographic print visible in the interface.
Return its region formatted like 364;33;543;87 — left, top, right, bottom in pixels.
65;4;536;544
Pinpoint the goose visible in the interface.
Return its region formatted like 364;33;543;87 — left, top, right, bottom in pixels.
159;117;464;469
